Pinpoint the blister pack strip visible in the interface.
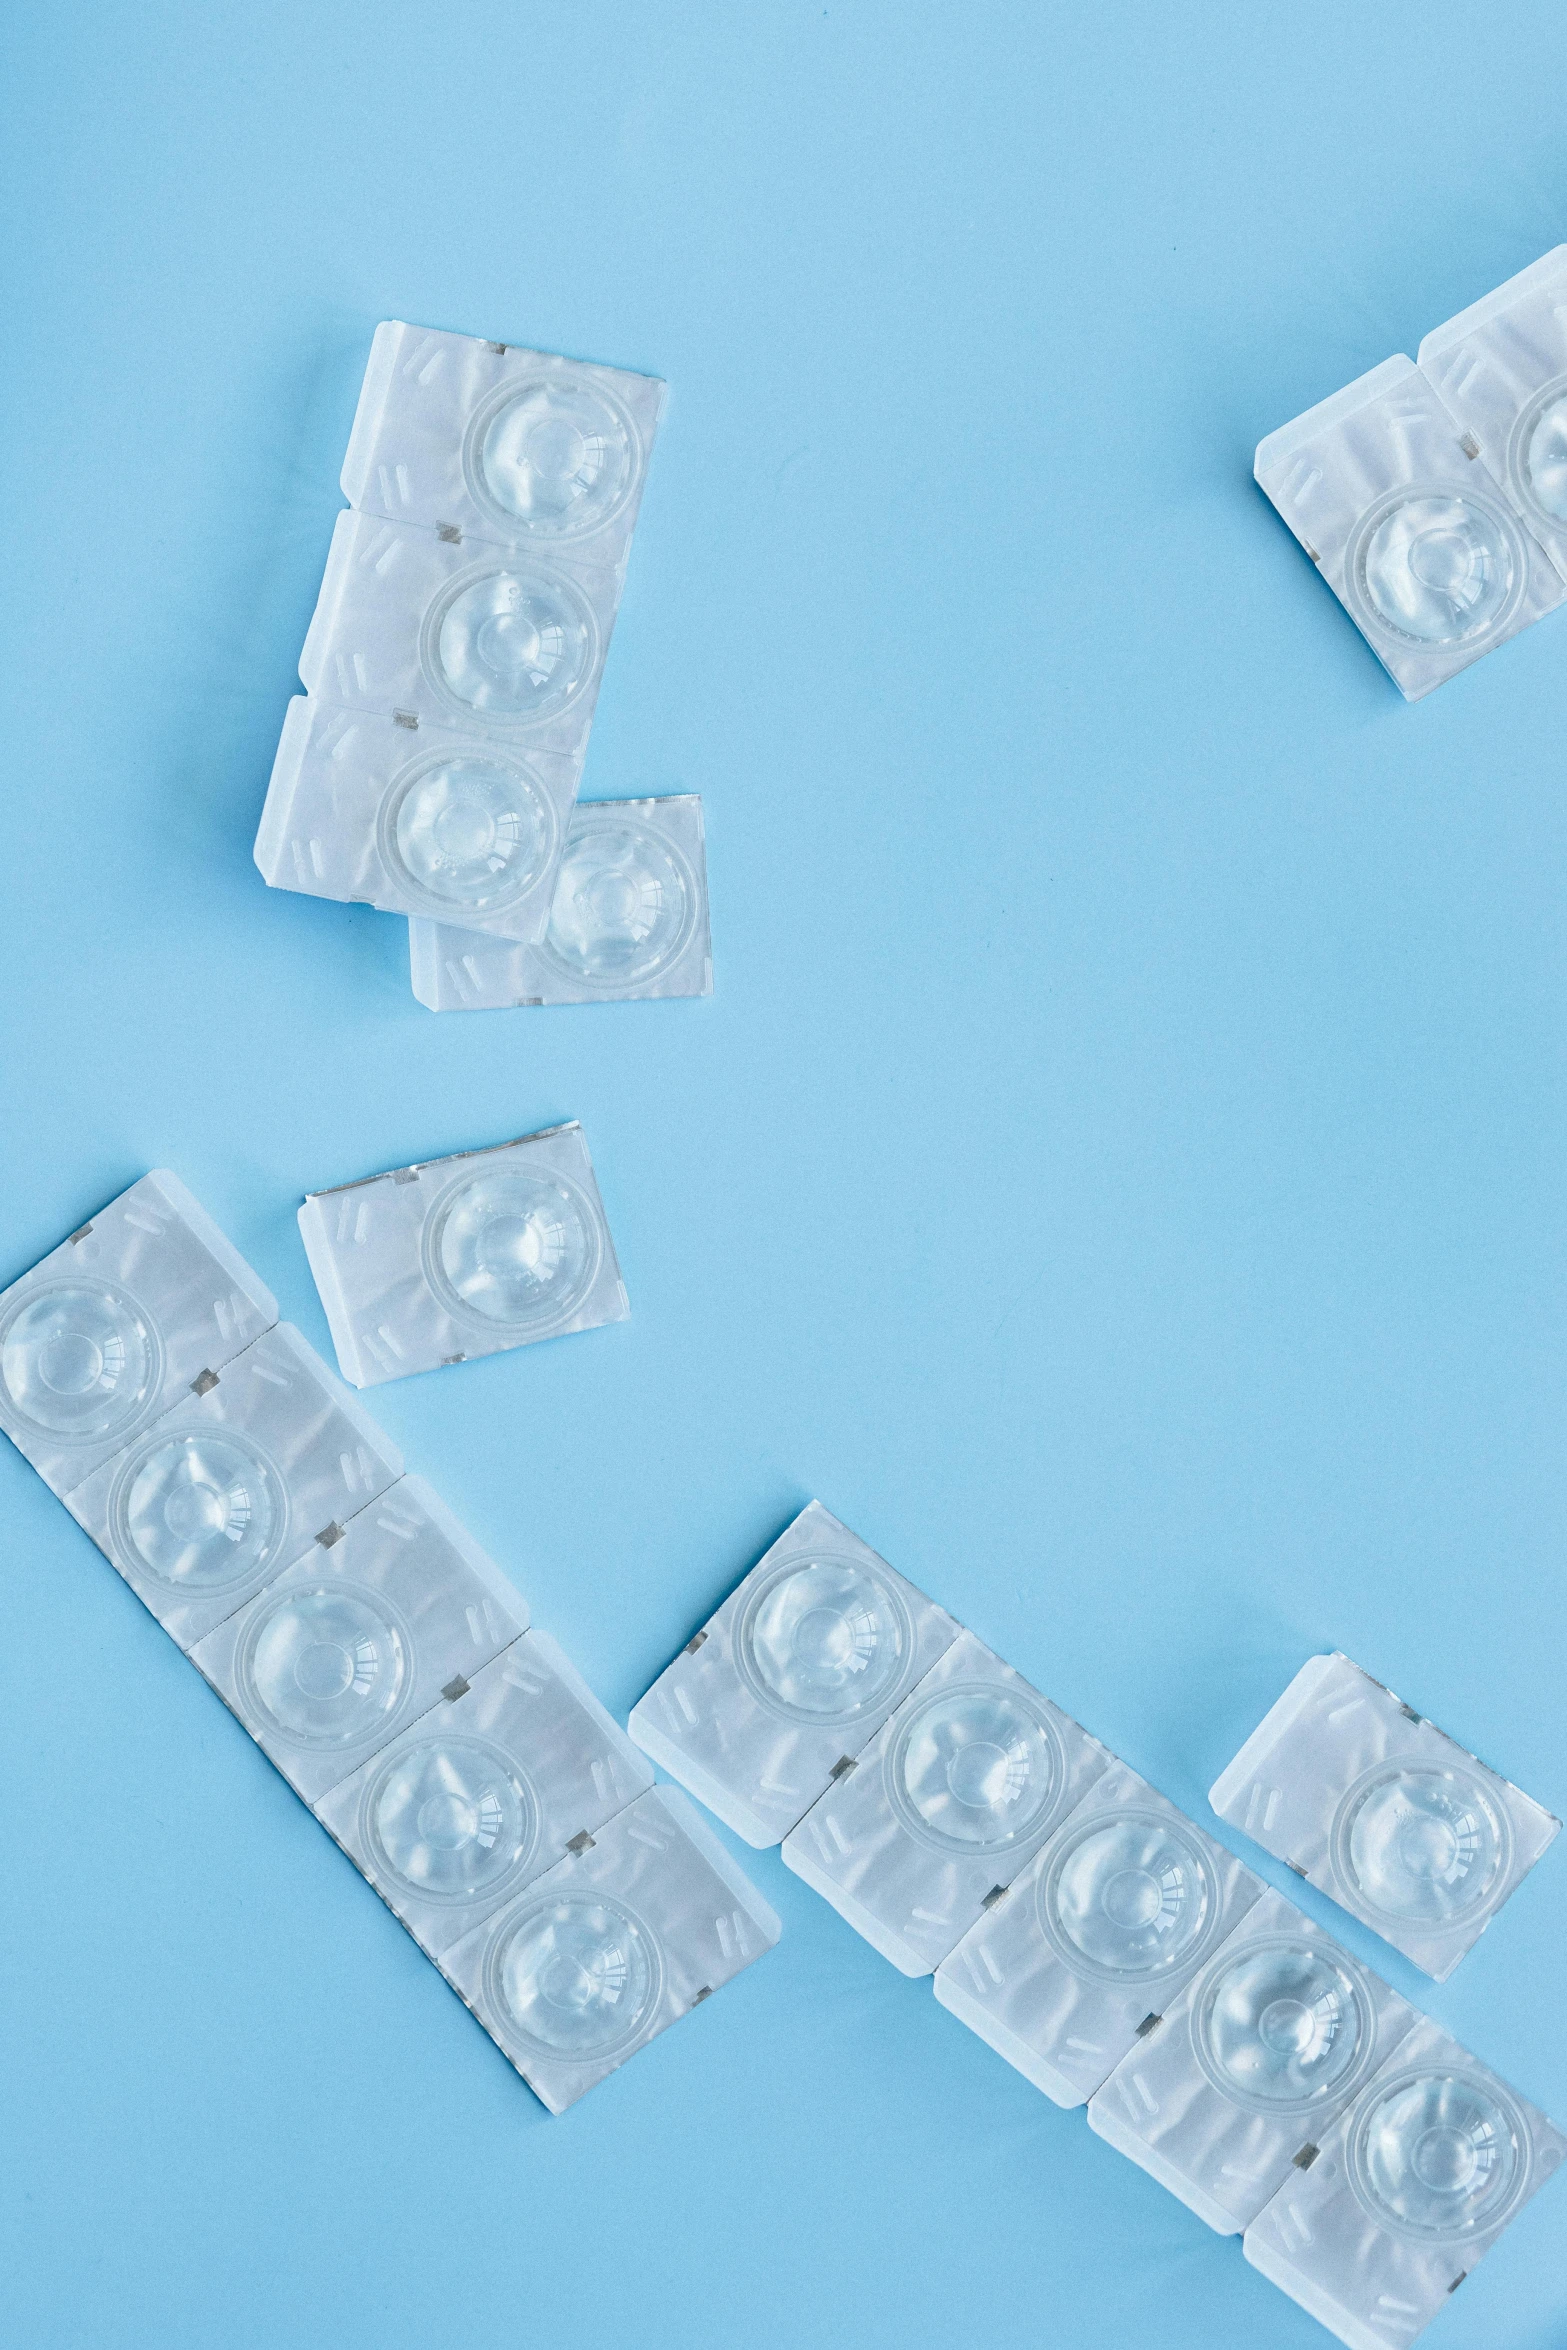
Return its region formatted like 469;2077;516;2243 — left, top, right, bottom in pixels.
1210;1651;1560;1982
409;795;713;1010
1419;246;1567;581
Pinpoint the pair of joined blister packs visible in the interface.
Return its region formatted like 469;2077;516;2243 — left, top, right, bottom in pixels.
254;322;713;1010
1257;246;1567;697
0;1172;777;2112
630;1502;1562;2347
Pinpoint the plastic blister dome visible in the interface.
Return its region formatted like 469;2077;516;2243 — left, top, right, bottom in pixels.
1040;1808;1220;1984
1348;486;1525;648
236;1582;411;1749
0;1280;163;1446
735;1553;914;1725
538;813;699;993
463;375;641;544
378;749;556;918
422;562;598;724
1193;1936;1376;2114
363;1732;537;1905
888;1682;1065;1856
1332;1761;1511;1933
1512;378;1567;523
108;1427;287;1592
1346;2066;1530;2242
483;1893;662;2061
421;1163;602;1336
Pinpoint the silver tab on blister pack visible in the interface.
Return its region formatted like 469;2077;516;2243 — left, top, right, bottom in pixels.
780;1627;1111;1975
190;1474;529;1803
314;1631;652;1959
439;1784;779;2115
934;1759;1265;2107
1086;1886;1421;2235
0;1171;276;1497
1245;2015;1565;2350
1419;247;1567;583
297;1123;628;1388
62;1322;404;1651
409;795;713;1011
1209;1652;1559;1982
1255;354;1564;697
629;1500;960;1848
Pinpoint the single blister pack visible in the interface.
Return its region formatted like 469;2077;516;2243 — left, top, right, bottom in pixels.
629;1501;960;1848
1245;2016;1564;2350
409;795;712;1010
1254;354;1564;697
297;1123;628;1389
298;511;622;761
0;1170;276;1497
1209;1652;1559;1982
1087;1887;1420;2235
934;1760;1264;2107
341;321;664;568
63;1322;404;1651
314;1631;652;1959
255;696;583;945
189;1474;529;1804
439;1784;780;2115
1419;248;1567;580
781;1628;1111;1975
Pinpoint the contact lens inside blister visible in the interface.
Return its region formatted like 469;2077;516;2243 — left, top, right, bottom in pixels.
1348;2067;1527;2240
1351;490;1521;646
1193;1937;1372;2112
539;814;697;992
486;1894;659;2059
237;1583;409;1748
1040;1809;1217;1983
1333;1763;1509;1931
0;1281;162;1444
1516;383;1567;522
379;752;554;916
422;1166;600;1335
466;377;638;543
888;1683;1064;1855
365;1733;536;1903
424;565;596;723
735;1555;913;1724
110;1429;285;1591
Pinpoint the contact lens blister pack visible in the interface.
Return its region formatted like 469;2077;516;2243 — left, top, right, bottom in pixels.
255;696;582;943
1419;248;1567;580
1245;2016;1565;2350
409;795;712;1011
438;1784;780;2115
62;1321;405;1650
297;1123;627;1389
0;1170;276;1497
933;1760;1264;2107
781;1628;1111;1976
190;1474;529;1803
1254;355;1564;697
1087;1887;1420;2234
629;1501;960;1848
1209;1652;1560;1982
314;1631;653;1959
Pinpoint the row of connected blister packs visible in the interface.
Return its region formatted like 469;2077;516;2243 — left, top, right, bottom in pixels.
252;323;713;1010
631;1502;1561;2348
0;1171;777;2111
1257;246;1567;697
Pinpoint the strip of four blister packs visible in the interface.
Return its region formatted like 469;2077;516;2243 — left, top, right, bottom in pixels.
0;1171;778;2113
631;1502;1562;2350
255;321;713;1010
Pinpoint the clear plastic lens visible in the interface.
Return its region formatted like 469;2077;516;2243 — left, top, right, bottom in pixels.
486;1894;660;2059
1193;1937;1373;2112
425;565;596;723
888;1682;1064;1855
237;1583;410;1749
538;816;697;992
735;1556;913;1724
1518;386;1567;522
1348;2068;1527;2240
1333;1764;1510;1930
0;1280;162;1443
1040;1809;1217;1983
1352;490;1521;646
467;378;638;542
422;1166;601;1335
111;1430;286;1591
365;1734;536;1903
380;752;554;915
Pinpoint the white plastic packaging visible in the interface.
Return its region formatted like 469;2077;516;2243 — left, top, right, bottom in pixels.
297;1123;628;1389
409;795;712;1011
439;1783;780;2115
1419;248;1567;581
0;1171;276;1497
1255;355;1564;697
1209;1652;1560;1982
934;1760;1265;2107
189;1475;529;1803
255;696;583;944
341;322;664;567
1087;1887;1420;2234
62;1321;404;1651
1245;2015;1565;2350
314;1632;652;1959
629;1501;960;1848
780;1628;1111;1976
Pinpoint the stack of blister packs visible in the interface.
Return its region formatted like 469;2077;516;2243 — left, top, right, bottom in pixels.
0;1172;777;2112
255;322;713;1010
632;1503;1562;2347
1257;245;1567;697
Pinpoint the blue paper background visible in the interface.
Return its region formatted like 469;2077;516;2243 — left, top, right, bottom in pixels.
3;5;1564;2345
